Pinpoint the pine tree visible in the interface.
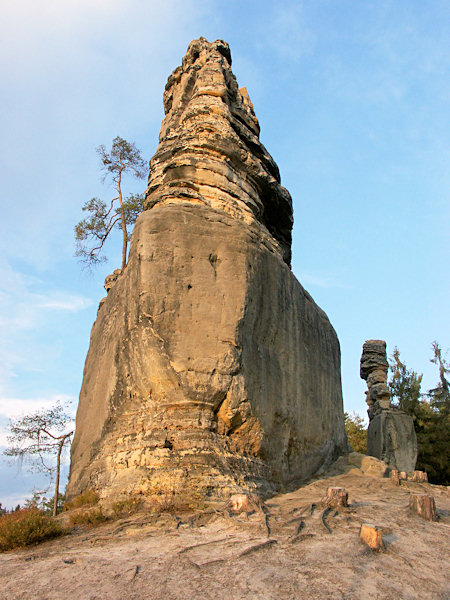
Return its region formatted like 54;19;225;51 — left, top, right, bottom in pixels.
75;137;146;270
388;344;450;484
4;402;73;517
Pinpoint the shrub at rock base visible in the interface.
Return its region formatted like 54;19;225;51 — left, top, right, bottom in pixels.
68;508;108;527
63;489;99;511
0;509;63;551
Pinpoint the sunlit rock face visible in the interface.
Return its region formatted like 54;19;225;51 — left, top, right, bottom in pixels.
67;38;346;502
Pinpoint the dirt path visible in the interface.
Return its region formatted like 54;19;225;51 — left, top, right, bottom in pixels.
1;462;449;600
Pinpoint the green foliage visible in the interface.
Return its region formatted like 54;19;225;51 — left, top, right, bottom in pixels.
97;136;146;181
0;509;63;551
388;342;450;485
75;136;146;270
344;412;367;453
74;193;144;267
68;508;107;527
389;347;423;416
63;490;99;511
429;341;450;415
24;491;65;514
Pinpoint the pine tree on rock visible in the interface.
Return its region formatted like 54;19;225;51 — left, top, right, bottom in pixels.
75;137;146;271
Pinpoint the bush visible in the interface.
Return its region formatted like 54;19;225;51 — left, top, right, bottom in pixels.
112;497;143;518
344;412;367;453
64;490;99;511
147;479;207;514
68;508;107;527
0;508;63;551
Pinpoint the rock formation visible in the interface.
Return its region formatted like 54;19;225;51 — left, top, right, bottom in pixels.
360;340;417;473
67;38;346;503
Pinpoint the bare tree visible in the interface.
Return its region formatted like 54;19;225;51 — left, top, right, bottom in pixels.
75;136;146;271
4;402;73;517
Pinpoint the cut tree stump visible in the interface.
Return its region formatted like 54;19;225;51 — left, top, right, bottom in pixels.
390;470;400;485
323;487;348;508
409;494;437;521
411;471;428;483
360;523;383;550
225;494;261;514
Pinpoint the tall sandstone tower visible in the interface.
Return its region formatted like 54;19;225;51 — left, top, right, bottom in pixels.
67;38;346;502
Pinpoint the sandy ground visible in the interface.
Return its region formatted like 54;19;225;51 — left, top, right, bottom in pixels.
1;461;449;600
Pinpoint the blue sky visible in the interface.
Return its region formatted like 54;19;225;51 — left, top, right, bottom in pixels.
0;0;448;507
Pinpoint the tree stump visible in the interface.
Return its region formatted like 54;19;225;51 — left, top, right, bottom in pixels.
399;471;408;480
411;471;428;483
390;469;400;485
360;523;383;550
409;494;437;521
323;487;348;508
226;494;261;514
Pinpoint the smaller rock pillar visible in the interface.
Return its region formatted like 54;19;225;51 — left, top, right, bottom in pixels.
360;340;417;473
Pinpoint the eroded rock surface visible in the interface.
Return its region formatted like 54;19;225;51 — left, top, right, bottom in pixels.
145;37;293;265
67;38;346;502
360;340;417;473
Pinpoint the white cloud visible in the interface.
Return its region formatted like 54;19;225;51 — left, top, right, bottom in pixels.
299;272;351;290
0;395;76;456
0;491;31;510
0;258;91;329
35;295;93;312
0;394;76;422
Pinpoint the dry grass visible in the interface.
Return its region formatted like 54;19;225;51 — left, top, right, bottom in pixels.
68;508;108;527
64;490;99;511
0;509;63;551
111;497;143;519
148;480;207;514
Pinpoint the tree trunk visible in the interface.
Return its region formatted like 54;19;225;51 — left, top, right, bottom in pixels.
360;523;383;550
53;439;64;517
323;487;348;508
411;471;428;483
409;494;437;521
117;170;127;271
390;469;400;485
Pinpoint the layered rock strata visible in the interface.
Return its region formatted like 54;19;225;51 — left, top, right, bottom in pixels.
360;340;417;473
67;38;346;502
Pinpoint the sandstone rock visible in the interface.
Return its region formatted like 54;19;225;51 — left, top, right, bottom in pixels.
347;452;364;468
367;411;417;472
67;38;346;503
145;38;292;266
360;340;390;414
360;456;388;478
360;340;417;473
346;452;388;477
104;269;121;293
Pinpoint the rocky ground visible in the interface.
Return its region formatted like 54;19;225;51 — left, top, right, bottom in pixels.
1;457;449;600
